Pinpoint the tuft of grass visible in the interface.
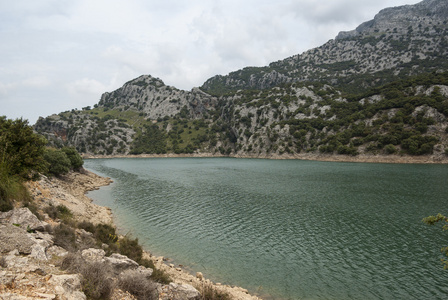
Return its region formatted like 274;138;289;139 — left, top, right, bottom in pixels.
150;267;172;284
0;166;32;212
45;204;73;224
118;270;158;300
196;282;231;300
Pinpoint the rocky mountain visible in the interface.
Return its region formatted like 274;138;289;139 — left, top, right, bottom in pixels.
34;0;448;161
201;0;448;95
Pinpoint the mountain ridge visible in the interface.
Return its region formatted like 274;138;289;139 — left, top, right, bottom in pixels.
34;0;448;162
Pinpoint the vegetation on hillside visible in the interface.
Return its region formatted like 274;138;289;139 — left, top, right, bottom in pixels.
33;72;448;159
0;116;84;211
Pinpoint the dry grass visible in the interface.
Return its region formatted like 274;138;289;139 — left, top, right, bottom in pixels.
118;270;158;300
61;252;114;300
53;223;77;252
196;282;231;300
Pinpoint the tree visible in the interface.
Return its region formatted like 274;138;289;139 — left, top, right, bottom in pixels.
61;147;84;170
423;213;448;269
0;116;47;211
44;148;71;176
0;116;47;179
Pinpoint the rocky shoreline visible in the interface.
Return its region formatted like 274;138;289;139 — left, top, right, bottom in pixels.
0;169;261;300
83;152;448;164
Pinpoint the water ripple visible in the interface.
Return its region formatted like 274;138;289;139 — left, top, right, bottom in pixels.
86;158;448;300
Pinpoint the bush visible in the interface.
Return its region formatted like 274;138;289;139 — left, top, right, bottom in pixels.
384;144;397;154
119;235;143;263
77;221;96;233
81;262;114;300
61;147;84;170
118;270;158;300
196;282;231;300
44;148;71;176
53;223;77;251
94;224;118;245
0;116;47;180
150;267;172;284
61;253;114;300
45;204;73;224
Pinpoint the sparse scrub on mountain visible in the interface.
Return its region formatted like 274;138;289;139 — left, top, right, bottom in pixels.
32;0;448;161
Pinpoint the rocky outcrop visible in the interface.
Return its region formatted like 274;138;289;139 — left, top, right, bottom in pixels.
0;207;49;232
98;75;218;120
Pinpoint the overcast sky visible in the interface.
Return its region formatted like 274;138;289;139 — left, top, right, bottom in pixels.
1;0;421;124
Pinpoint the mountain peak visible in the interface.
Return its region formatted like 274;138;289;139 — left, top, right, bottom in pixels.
336;0;448;40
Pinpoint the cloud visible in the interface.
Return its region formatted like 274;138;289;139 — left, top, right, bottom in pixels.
66;78;107;97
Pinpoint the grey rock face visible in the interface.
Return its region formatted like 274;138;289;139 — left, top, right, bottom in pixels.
0;225;36;254
48;274;86;300
0;208;49;232
105;253;140;275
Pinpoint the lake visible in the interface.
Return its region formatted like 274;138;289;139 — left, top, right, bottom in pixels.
85;157;448;300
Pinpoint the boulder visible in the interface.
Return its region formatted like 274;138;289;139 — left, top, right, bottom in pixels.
0;208;49;232
196;272;204;281
81;248;106;263
0;225;36;254
46;245;69;259
159;283;201;300
105;253;139;275
81;248;140;275
49;274;86;300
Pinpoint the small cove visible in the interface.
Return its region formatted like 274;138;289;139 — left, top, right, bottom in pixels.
85;157;448;300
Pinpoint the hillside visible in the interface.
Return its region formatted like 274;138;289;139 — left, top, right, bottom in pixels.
201;0;448;95
34;0;448;162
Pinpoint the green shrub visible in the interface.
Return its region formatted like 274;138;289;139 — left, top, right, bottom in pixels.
77;221;96;233
0;163;32;212
45;204;73;223
119;235;143;263
61;147;84;170
384;144;397;154
0;116;47;180
44;148;71;176
0;256;6;268
94;224;118;245
150;267;172;284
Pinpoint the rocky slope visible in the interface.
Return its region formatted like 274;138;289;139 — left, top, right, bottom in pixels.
201;0;448;95
34;0;448;162
0;171;260;300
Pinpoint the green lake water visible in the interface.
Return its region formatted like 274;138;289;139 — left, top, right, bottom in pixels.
85;158;448;300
